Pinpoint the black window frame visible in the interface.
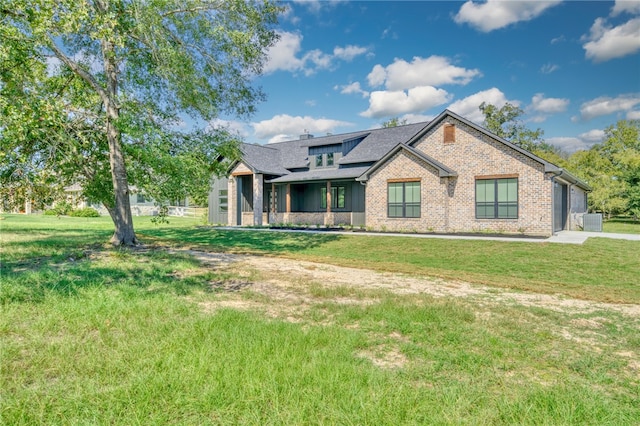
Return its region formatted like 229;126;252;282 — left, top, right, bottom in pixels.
321;186;345;210
475;178;518;219
387;181;421;218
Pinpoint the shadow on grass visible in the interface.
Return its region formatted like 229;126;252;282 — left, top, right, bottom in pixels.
139;227;343;254
1;249;233;305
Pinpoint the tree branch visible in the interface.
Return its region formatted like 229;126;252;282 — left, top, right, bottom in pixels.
46;37;109;105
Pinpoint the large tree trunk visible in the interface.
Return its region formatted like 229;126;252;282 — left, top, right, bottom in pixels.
102;38;138;246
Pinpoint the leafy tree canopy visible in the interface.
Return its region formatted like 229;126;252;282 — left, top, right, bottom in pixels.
0;0;281;244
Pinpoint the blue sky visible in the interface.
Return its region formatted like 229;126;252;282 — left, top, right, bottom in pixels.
213;0;640;152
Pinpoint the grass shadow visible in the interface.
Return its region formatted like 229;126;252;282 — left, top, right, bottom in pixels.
138;227;343;254
1;248;234;304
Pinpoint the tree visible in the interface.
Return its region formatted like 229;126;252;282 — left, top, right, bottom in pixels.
569;120;640;219
382;117;408;128
1;0;281;245
479;102;549;152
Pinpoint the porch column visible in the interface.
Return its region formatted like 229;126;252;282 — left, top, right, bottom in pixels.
253;173;263;226
325;181;333;226
286;184;291;213
271;183;276;213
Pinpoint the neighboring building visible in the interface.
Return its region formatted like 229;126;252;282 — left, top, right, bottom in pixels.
63;185;190;216
209;110;590;236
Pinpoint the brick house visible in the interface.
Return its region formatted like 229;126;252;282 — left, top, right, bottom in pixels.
209;110;590;236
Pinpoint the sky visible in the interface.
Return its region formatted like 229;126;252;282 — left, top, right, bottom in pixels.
212;0;640;152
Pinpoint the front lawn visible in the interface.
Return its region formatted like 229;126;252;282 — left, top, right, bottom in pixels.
2;215;638;424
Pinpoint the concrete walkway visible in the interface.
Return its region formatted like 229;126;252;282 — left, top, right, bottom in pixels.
219;227;639;244
547;230;640;244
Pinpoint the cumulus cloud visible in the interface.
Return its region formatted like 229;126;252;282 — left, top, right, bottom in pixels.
400;113;436;124
582;17;640;62
547;129;606;152
252;114;353;142
207;119;250;138
531;93;569;114
447;88;518;123
454;0;562;32
264;31;370;75
360;86;451;119
335;82;369;98
612;0;640;16
579;94;640;120
366;56;481;90
333;45;369;61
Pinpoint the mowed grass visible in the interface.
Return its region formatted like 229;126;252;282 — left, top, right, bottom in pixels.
603;217;640;234
138;225;640;304
1;214;639;424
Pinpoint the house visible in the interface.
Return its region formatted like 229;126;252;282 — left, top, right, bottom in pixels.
63;184;190;216
208;110;590;236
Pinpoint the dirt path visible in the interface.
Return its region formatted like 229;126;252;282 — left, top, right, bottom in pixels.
178;249;640;318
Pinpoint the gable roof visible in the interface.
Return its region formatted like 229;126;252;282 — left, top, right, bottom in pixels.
234;143;289;176
357;143;457;182
406;109;591;191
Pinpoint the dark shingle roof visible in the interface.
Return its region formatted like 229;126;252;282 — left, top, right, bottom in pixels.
339;123;428;164
238;143;289;175
267;166;371;184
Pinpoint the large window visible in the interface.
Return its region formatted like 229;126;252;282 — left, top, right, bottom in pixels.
388;181;420;218
476;178;518;219
321;186;345;209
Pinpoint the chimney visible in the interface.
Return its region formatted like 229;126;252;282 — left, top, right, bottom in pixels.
299;130;314;140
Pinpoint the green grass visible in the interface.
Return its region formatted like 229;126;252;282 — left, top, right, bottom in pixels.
138;226;640;304
1;215;639;424
603;217;640;234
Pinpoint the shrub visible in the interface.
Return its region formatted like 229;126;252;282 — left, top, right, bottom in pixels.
69;207;100;217
44;201;72;216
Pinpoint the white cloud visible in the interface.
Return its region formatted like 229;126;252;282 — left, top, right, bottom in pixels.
612;0;640;16
547;129;605;152
447;88;518;123
293;0;346;14
336;82;369;98
540;63;559;74
252;114;353;141
531;93;569;114
333;45;369;61
580;129;607;144
366;56;481;90
263;31;305;74
627;110;640;120
400;113;436;124
264;31;370;75
582;17;640;62
546;137;591;152
579;94;640;120
360;86;451;119
454;0;562;32
207;119;250;138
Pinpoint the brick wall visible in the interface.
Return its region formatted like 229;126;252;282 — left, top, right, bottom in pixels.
366;118;554;236
366;149;448;233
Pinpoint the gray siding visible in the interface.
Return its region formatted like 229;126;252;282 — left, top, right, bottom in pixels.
208;177;229;224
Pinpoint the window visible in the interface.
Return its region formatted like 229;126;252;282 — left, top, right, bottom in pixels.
315;154;323;167
321;186;345;209
326;152;334;166
476;178;518;219
219;189;228;213
136;194;146;203
388;181;420;218
444;123;455;143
